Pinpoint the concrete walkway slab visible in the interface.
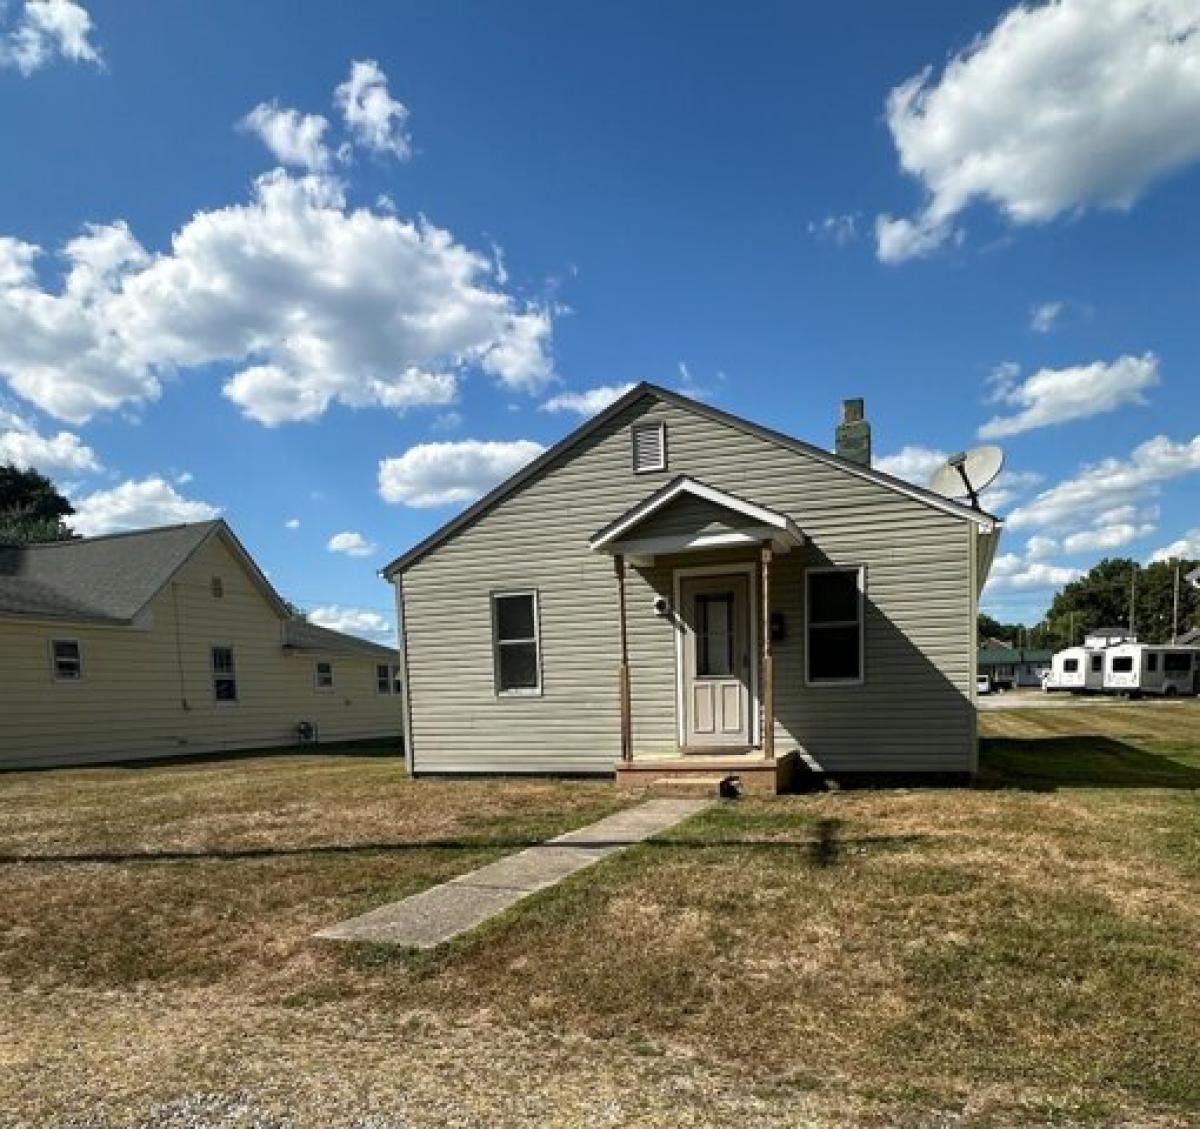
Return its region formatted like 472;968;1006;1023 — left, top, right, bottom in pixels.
314;797;711;949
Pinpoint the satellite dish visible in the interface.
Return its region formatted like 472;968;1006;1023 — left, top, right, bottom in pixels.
929;446;1004;510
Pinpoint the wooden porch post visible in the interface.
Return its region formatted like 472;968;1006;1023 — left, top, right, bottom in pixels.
615;553;633;762
761;543;775;761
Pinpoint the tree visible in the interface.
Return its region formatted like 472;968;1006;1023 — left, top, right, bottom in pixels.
1043;556;1200;644
0;464;77;545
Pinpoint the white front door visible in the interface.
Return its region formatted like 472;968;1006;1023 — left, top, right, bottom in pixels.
680;574;752;748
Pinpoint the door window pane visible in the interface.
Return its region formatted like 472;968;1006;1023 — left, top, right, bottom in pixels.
696;593;734;677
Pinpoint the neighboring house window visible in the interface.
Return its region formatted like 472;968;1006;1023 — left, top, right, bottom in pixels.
376;663;403;694
210;576;224;598
315;661;334;691
212;646;238;701
631;421;667;474
50;639;82;681
806;567;864;685
492;591;542;695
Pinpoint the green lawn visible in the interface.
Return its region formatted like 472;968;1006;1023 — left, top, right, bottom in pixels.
2;704;1198;1126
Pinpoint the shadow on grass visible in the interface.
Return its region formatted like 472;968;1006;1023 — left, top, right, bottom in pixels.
0;826;923;868
977;736;1200;791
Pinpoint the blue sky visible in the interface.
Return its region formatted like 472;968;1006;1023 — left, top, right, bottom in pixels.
2;0;1199;640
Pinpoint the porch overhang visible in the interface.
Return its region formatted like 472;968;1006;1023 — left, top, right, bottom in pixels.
588;476;804;565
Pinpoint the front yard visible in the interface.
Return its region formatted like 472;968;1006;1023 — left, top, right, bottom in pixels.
3;703;1199;1126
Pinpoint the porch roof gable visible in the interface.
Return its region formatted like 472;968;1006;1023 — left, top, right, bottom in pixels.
588;475;804;558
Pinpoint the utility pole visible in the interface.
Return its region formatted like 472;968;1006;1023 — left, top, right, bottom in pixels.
1172;563;1181;643
1129;566;1138;636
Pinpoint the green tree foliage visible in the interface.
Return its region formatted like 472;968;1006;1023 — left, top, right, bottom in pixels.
1043;556;1200;644
0;464;77;545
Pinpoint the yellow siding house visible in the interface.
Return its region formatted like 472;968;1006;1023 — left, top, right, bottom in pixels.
0;520;403;769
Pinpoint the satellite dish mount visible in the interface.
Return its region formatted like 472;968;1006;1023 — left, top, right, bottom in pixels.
929;446;1004;511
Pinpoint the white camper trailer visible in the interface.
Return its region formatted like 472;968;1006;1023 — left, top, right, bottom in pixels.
1044;646;1106;693
1104;644;1199;697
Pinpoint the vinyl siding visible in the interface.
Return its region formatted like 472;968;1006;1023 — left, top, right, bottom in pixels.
398;397;979;775
0;533;402;769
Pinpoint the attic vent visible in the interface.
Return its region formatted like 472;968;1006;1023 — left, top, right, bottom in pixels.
632;421;667;474
210;576;224;598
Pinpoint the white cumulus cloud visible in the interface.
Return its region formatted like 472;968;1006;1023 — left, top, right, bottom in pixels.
0;0;99;75
979;353;1159;439
378;439;545;508
307;604;395;645
0;170;553;425
1151;530;1200;563
70;477;219;536
876;0;1200;262
874;444;947;486
0;408;101;472
327;530;376;557
239;102;331;171
334;59;412;160
1008;435;1200;532
540;383;635;416
986;552;1084;592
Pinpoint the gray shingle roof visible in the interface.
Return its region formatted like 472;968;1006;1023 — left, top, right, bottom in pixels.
284;618;399;661
0;521;220;623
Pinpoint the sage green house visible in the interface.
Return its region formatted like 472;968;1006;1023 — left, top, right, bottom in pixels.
383;384;1001;785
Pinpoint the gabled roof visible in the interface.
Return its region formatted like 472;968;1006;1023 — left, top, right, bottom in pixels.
588;475;804;554
382;381;998;579
0;519;289;624
284;618;400;661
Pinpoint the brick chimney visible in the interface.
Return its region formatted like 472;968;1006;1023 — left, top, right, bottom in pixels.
835;398;871;467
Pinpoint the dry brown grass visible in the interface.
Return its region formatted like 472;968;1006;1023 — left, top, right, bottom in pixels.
3;709;1199;1127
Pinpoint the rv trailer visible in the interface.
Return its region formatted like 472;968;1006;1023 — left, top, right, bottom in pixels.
1103;644;1199;697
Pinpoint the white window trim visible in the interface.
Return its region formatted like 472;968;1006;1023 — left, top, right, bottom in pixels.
491;589;543;698
49;638;83;683
804;565;866;687
211;644;239;704
314;660;335;692
631;420;667;474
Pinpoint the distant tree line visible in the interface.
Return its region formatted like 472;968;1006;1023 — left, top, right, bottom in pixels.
982;556;1200;648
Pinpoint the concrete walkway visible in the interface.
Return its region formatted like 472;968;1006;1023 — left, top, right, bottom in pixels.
314;797;712;949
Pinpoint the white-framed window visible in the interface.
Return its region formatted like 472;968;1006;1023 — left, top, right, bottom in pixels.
491;590;542;696
315;660;334;691
631;420;667;474
211;645;238;702
50;639;83;681
376;663;403;695
805;566;865;686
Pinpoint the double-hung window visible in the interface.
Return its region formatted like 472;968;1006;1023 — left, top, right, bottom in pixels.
212;646;238;702
51;639;82;681
315;660;334;691
376;663;403;695
806;567;864;685
492;591;542;695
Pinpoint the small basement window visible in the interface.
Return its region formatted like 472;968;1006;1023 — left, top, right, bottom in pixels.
806;567;864;685
631;421;667;474
315;660;334;691
51;639;82;681
211;646;238;702
492;590;542;695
